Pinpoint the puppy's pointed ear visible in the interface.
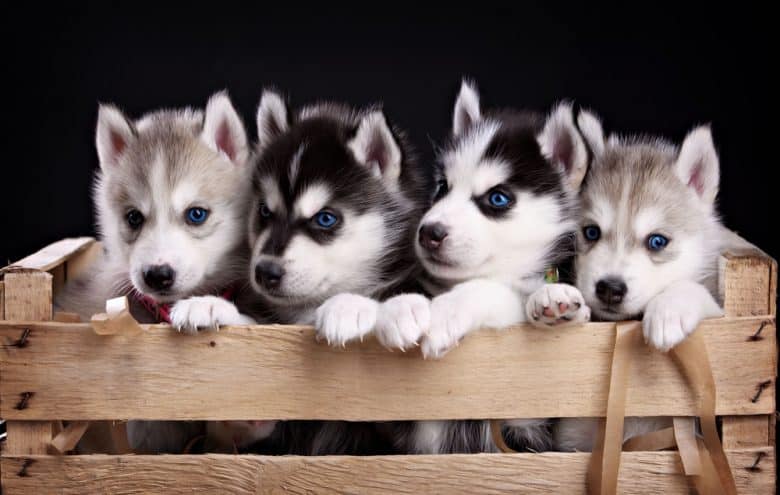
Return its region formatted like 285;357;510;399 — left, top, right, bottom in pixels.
348;110;402;183
537;102;590;191
453;79;481;136
96;104;136;170
256;90;290;149
577;109;605;159
674;126;720;205
201;91;248;165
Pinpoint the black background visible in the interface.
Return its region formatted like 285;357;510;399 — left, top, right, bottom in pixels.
1;4;775;264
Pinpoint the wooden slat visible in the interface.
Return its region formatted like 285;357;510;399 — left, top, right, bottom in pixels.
0;317;774;420
1;270;55;457
718;232;777;450
722;416;771;449
0;449;773;495
2;271;52;322
719;232;776;318
0;281;4;320
2;237;95;274
3;423;53;455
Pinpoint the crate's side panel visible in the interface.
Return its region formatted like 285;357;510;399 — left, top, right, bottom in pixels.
1;271;54;456
719;243;777;451
0;449;773;495
0;318;773;420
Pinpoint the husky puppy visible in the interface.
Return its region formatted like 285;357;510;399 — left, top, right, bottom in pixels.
554;117;725;451
57;91;256;453
362;81;593;454
242;89;425;454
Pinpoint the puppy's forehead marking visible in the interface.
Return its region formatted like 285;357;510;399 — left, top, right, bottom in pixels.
260;176;285;214
151;149;171;217
466;159;510;196
586;196;615;231
294;183;331;218
633;207;664;237
289;143;306;185
443;120;500;181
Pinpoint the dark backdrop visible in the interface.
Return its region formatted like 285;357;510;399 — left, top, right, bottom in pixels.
2;4;775;264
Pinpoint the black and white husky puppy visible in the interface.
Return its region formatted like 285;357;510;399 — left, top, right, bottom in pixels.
554;116;725;451
238;89;426;454
318;81;594;454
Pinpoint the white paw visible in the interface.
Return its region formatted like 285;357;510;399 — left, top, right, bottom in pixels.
315;294;379;347
170;296;254;333
526;283;590;327
421;292;472;359
375;294;430;350
642;294;701;352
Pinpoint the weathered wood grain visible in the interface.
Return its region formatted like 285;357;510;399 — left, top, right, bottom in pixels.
0;317;773;420
3;237;95;274
718;232;777;451
0;449;773;495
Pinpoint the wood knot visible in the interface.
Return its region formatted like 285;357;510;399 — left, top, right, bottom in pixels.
210;341;217;347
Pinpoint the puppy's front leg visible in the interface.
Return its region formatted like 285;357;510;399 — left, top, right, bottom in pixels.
421;279;523;359
170;296;256;333
643;280;723;351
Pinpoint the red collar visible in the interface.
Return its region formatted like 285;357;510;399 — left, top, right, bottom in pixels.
133;285;238;324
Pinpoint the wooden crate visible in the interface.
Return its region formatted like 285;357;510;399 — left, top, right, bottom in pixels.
0;235;776;494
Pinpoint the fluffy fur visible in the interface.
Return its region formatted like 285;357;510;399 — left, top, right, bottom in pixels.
57;91;256;453
378;81;593;454
243;90;427;453
555;117;725;452
249;91;426;325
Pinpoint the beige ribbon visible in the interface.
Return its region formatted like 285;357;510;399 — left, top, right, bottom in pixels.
588;324;738;495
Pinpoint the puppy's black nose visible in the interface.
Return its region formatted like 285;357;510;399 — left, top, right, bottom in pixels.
143;264;176;291
255;261;285;290
419;222;448;251
595;277;628;305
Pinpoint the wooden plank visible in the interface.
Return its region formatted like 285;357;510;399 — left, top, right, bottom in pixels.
0;449;773;495
718;233;777;449
2;237;95;274
3;423;53;455
0;317;774;420
1;270;55;456
719;232;776;317
2;271;52;322
0;281;4;320
722;416;770;449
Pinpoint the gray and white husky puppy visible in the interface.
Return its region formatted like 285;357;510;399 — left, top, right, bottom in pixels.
554;115;725;451
57;91;256;453
238;89;425;454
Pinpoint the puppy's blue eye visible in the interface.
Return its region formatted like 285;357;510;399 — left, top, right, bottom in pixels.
314;210;339;229
126;209;144;229
186;207;209;225
647;234;669;251
259;203;271;218
583;225;601;242
489;191;511;208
